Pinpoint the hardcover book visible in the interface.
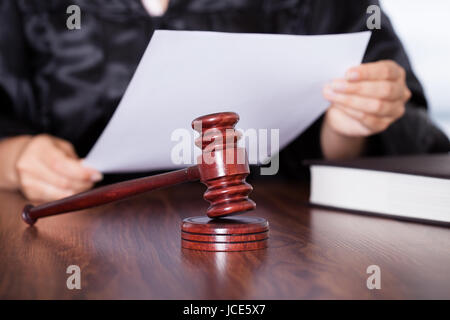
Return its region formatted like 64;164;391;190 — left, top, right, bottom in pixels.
306;154;450;225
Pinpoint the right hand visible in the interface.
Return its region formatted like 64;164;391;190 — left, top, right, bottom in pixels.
16;134;102;203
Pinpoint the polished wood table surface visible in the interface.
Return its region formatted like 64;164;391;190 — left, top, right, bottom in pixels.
0;178;449;299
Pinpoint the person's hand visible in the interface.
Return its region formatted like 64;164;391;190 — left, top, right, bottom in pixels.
322;60;411;137
15;134;102;202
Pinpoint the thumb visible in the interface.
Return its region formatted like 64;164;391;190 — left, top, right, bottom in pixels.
52;137;78;159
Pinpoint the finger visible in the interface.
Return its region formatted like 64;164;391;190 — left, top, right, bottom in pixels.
326;106;372;137
20;175;77;203
331;79;405;100
404;88;412;102
50;138;104;182
345;60;405;82
44;148;103;182
323;85;405;117
52;138;78;158
333;103;364;120
23;157;94;192
334;104;394;134
80;161;103;180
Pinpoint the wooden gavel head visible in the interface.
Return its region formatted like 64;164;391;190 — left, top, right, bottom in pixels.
192;112;256;218
21;111;267;251
182;112;267;252
21;111;257;228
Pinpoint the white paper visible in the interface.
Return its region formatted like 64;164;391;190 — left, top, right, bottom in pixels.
85;30;371;173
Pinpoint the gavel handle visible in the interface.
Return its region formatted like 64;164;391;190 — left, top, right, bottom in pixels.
22;165;200;226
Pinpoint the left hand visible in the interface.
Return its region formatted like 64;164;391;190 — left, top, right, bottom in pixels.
322;60;412;137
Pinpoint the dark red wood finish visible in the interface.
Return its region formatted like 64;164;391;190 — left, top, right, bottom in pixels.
181;240;268;251
22;166;200;225
181;216;268;251
192;112;256;218
181;232;268;242
181;216;269;234
20;112;267;252
21;112;256;225
2;180;449;299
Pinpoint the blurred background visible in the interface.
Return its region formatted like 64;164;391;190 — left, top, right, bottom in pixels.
381;0;450;137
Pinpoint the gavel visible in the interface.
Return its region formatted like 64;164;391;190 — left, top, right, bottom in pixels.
21;112;269;251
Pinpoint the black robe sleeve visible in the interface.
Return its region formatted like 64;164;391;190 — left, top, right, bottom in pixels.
0;0;38;139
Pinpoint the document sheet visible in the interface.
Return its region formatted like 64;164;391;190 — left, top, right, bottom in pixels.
85;30;371;172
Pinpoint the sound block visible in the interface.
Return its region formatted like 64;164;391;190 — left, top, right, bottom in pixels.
181;216;269;252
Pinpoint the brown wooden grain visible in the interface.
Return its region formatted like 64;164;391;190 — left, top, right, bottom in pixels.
0;179;449;299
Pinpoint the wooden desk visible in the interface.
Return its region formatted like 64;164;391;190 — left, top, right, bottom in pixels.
0;178;449;299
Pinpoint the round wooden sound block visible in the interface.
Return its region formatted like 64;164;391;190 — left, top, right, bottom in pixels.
181;216;269;252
